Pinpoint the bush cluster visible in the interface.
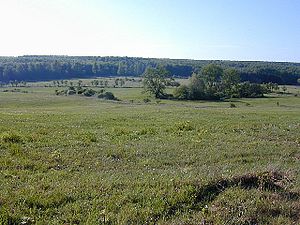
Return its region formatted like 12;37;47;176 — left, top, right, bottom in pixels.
174;64;269;100
55;86;118;100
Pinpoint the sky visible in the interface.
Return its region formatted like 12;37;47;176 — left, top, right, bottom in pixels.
0;0;300;62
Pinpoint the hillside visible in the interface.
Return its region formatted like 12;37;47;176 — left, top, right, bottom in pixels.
0;55;300;84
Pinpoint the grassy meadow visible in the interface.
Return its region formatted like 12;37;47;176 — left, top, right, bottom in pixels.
0;84;300;224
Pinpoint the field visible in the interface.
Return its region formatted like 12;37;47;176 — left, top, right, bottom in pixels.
0;84;300;224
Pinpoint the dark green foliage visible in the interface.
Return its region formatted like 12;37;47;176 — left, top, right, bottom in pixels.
188;73;206;99
55;89;64;95
0;55;299;84
82;89;96;97
173;85;190;100
201;64;223;86
174;64;269;100
98;91;117;100
76;86;85;95
264;82;279;93
222;68;241;96
235;82;267;98
230;103;236;108
67;89;76;95
56;87;100;97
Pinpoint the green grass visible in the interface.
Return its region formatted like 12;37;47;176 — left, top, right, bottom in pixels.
0;86;299;224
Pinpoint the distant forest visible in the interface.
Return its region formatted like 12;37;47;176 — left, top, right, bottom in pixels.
0;55;300;85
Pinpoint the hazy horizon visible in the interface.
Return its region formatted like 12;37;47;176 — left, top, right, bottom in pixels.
1;54;300;64
1;0;299;62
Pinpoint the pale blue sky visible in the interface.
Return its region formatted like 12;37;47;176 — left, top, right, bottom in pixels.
0;0;299;61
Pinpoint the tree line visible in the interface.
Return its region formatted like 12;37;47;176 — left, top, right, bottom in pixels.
143;64;285;100
0;55;300;85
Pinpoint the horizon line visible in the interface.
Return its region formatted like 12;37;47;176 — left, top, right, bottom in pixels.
0;54;299;64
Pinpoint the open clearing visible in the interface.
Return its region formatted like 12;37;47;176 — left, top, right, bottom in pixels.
0;86;300;224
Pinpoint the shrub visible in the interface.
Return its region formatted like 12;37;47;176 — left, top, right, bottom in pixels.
76;87;85;95
82;89;96;97
174;85;190;100
230;103;236;108
236;82;267;98
55;90;66;95
98;92;117;100
173;67;269;101
67;89;76;95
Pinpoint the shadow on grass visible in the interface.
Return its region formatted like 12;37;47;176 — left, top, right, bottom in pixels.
164;170;299;222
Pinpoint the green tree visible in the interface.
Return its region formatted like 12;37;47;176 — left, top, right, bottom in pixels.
188;73;206;99
222;68;240;86
236;82;267;98
174;85;190;100
143;66;170;98
222;68;240;97
201;64;223;87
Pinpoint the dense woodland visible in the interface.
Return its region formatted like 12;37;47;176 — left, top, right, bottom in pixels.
0;55;300;85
